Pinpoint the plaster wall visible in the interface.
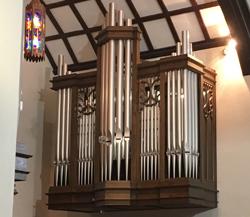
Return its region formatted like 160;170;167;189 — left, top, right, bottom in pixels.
0;1;23;217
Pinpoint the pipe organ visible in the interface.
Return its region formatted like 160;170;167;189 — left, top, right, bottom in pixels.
48;2;217;214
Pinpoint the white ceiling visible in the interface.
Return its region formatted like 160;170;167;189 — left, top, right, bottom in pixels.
43;0;229;68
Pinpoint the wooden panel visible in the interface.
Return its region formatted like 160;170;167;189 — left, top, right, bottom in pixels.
160;72;166;181
94;46;102;184
51;71;96;90
131;30;141;184
69;87;79;187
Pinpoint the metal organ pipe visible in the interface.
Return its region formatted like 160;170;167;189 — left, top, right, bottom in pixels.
60;64;67;186
116;10;124;181
182;30;189;178
55;54;64;186
104;14;109;182
55;55;72;187
124;18;132;181
176;42;182;178
108;2;115;181
65;70;71;186
164;30;199;180
99;3;134;182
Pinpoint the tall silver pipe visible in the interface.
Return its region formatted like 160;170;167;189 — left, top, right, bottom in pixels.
81;114;85;185
154;104;158;180
88;112;92;184
150;104;154;180
167;72;171;179
176;42;182;178
104;14;109;182
172;53;177;179
91;111;95;183
55;54;64;186
60;63;67;186
188;42;193;178
143;107;147;180
116;10;124;181
84;114;89;185
78;116;82;184
108;2;115;181
194;75;198;178
157;104;160;179
100;22;106;182
146;90;150;180
191;73;195;178
65;70;71;186
182;30;189;178
124;18;132;181
188;71;192;178
140;109;144;180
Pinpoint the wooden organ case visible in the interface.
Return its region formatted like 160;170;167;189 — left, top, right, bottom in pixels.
48;2;217;214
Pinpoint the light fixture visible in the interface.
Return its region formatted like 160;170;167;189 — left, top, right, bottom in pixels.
24;0;46;62
224;38;237;55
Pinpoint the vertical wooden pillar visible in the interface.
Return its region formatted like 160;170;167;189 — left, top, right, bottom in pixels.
212;84;217;185
69;86;79;187
198;74;206;182
159;71;166;181
94;46;102;184
131;31;141;184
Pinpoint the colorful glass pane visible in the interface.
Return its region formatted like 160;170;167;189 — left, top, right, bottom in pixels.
25;12;32;52
24;0;45;62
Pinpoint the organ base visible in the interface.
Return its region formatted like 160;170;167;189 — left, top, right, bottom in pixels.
48;179;217;213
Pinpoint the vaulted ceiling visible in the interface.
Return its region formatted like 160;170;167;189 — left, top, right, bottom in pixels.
41;0;230;73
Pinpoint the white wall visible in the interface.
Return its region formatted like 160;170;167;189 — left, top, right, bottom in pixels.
0;1;23;217
195;47;250;217
13;60;51;217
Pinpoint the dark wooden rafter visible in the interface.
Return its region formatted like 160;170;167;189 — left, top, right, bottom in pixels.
47;0;89;9
45;45;57;72
45;2;219;42
95;0;107;15
125;0;154;50
46;26;102;42
189;0;210;40
44;0;222;72
156;0;180;42
55;37;228;73
141;36;229;59
69;3;97;53
41;0;78;64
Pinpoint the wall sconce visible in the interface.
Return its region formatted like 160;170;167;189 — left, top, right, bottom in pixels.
224;39;237;55
24;0;46;62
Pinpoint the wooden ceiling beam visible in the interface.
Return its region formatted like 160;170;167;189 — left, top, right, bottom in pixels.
46;26;102;42
47;0;89;9
157;0;180;42
41;0;78;64
95;0;107;15
189;0;210;40
45;45;57;73
169;1;218;16
51;37;228;73
125;0;154;50
45;1;218;42
69;3;97;53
